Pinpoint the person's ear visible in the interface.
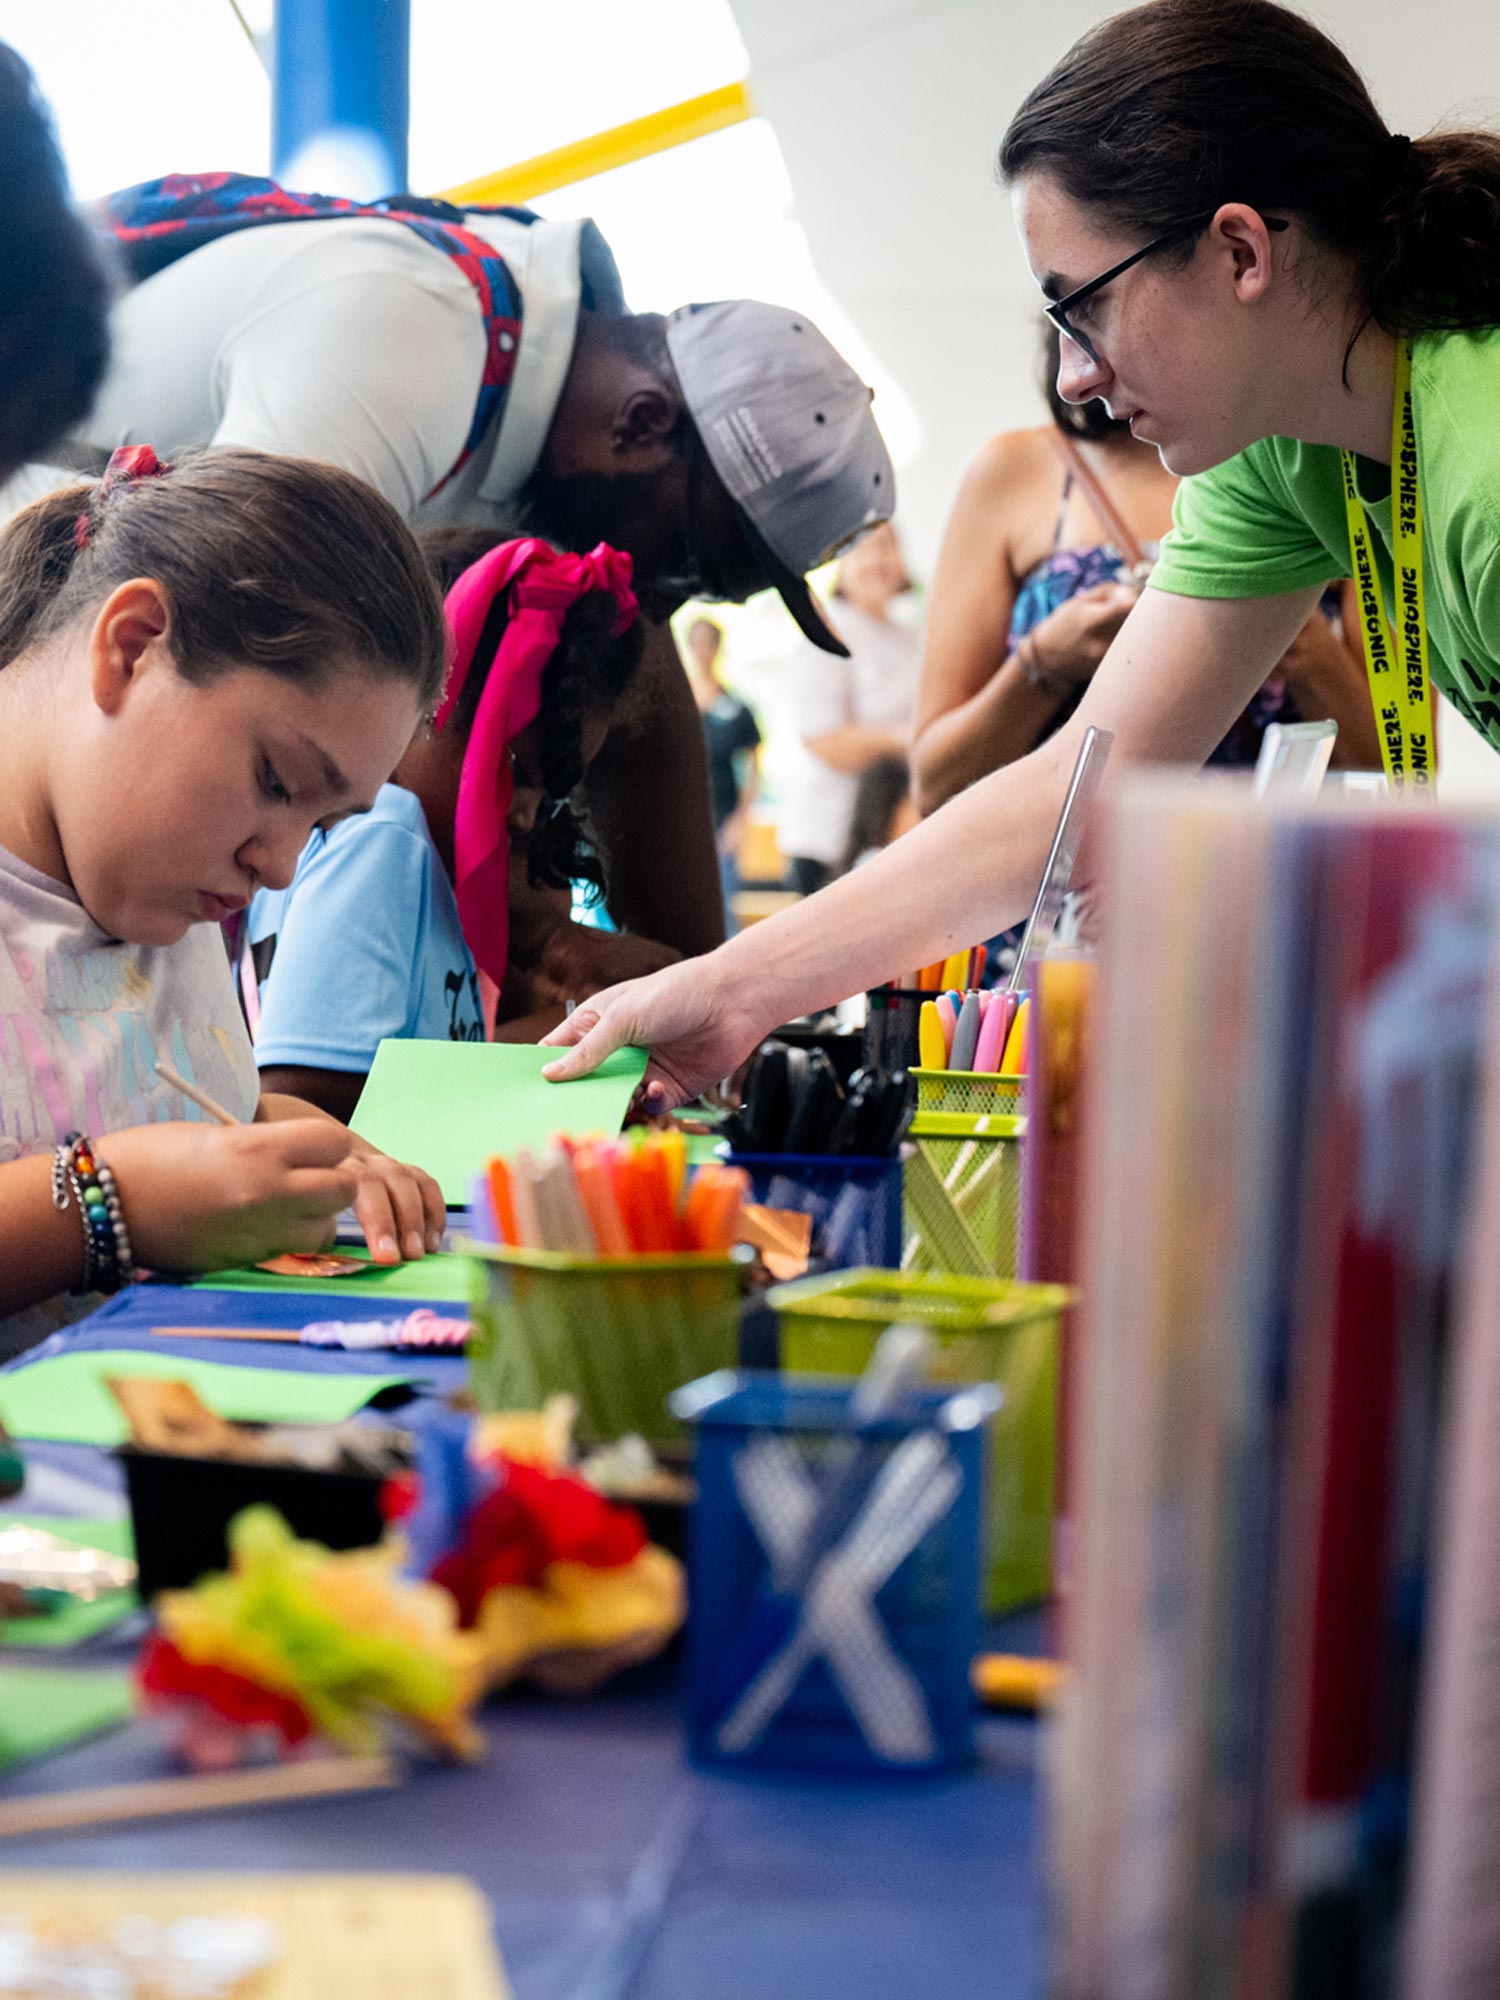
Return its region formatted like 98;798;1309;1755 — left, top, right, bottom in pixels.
611;382;684;468
87;578;173;716
1211;203;1280;305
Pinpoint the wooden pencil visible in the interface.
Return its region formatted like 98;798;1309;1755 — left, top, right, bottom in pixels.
0;1754;401;1839
154;1060;243;1127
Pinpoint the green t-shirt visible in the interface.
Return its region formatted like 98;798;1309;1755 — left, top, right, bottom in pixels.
1150;326;1500;747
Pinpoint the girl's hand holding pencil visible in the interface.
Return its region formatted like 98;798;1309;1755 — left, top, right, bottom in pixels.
86;1118;360;1274
156;1061;444;1266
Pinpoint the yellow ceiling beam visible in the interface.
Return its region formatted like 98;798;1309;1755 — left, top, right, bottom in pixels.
438;78;754;208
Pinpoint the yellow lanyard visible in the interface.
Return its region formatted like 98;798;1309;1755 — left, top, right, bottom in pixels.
1340;338;1434;790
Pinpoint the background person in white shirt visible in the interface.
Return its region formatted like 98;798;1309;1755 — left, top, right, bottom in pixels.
7;197;894;983
779;523;921;896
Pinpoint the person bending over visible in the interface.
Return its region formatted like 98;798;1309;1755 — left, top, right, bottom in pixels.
538;0;1500;1107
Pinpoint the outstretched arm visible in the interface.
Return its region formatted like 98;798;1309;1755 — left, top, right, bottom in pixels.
543;580;1323;1105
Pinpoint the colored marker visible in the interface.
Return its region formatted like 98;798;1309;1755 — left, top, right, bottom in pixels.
918;1000;948;1071
1000;997;1032;1075
935;992;959;1060
949;991;983;1072
973;991;1014;1073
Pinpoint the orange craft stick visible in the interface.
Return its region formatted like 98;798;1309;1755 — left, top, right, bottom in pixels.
632;1144;681;1252
681;1168;719;1251
612;1148;664;1253
684;1165;749;1252
573;1146;631;1256
486;1157;519;1247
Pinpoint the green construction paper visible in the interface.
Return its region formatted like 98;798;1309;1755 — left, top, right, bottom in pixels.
0;1351;412;1449
350;1039;649;1204
0;1662;134;1770
191;1247;474;1299
0;1516;137;1650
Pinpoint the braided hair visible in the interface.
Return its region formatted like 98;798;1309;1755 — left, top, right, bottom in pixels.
419;527;643;896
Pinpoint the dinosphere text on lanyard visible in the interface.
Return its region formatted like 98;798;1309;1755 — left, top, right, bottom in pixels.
1341;338;1434;791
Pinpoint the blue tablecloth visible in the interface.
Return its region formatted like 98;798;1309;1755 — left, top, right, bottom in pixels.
1;1282;1046;2000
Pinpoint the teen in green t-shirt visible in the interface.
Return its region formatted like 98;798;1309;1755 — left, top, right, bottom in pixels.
539;0;1500;1105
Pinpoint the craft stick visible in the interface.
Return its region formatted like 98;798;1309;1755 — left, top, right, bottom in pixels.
153;1060;244;1127
152;1325;300;1342
0;1753;401;1840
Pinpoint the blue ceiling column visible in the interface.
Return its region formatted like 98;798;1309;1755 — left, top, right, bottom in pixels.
272;0;410;199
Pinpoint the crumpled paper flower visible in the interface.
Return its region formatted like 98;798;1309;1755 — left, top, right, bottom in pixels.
140;1505;484;1762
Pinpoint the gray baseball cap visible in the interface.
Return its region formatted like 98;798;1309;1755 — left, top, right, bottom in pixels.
665;300;895;657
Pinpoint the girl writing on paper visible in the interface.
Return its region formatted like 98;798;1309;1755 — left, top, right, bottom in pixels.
0;447;448;1355
540;0;1500;1108
248;533;645;1120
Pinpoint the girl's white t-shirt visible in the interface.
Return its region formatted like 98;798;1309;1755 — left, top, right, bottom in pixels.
0;843;259;1355
779;600;922;867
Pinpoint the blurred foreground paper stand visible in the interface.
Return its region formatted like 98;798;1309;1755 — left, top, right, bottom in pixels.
1052;776;1500;1999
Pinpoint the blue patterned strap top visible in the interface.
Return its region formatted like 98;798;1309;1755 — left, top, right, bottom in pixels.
1008;448;1301;770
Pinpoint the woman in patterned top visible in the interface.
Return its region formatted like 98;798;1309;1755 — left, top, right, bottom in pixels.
912;326;1378;816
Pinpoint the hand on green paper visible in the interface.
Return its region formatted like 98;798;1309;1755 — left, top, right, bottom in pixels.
340;1131;446;1263
540;955;760;1111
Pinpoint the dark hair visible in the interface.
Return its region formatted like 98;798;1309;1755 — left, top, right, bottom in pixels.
1000;0;1500;346
1040;321;1121;443
581;309;672;377
0;45;110;480
0;448;447;706
838;755;911;877
419;527;644;897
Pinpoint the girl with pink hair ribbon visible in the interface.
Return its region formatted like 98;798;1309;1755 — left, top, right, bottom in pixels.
248;538;643;1121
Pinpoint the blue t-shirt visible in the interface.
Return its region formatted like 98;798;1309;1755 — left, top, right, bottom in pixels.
248;784;484;1073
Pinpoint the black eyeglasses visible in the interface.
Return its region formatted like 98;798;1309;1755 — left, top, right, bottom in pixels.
1044;211;1289;365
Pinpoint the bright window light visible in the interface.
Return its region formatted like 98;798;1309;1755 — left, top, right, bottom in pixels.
3;1;270;201
408;0;749;194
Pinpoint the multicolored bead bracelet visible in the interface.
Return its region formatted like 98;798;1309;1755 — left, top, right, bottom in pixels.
50;1132;136;1295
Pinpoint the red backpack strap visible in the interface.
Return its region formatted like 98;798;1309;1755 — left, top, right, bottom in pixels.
100;174;525;498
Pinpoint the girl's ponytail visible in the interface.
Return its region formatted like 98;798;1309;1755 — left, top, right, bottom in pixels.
1371;131;1500;336
0;482;92;668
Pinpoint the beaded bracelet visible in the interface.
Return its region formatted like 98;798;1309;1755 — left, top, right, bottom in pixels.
50;1132;135;1295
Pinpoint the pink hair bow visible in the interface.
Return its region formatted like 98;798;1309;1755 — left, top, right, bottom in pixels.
434;537;637;993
